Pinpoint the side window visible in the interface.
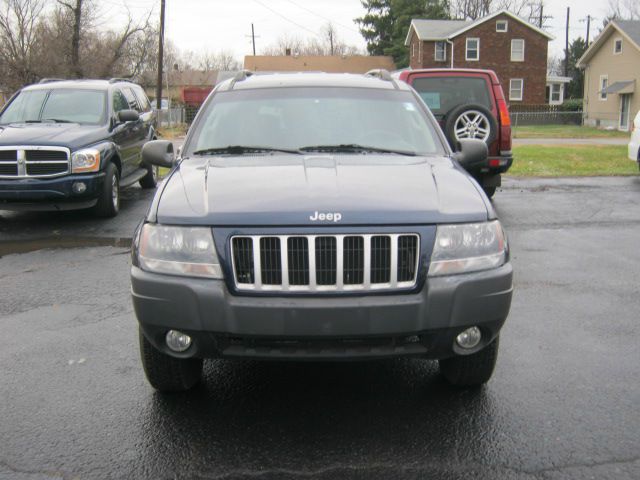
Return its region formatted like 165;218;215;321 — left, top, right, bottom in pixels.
122;87;141;112
113;90;129;113
132;86;151;112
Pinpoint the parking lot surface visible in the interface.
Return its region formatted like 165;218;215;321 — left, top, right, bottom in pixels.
1;176;639;479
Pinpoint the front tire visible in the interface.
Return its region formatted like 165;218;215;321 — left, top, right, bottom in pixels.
139;329;203;392
93;162;119;218
482;186;497;198
439;336;499;387
139;164;158;189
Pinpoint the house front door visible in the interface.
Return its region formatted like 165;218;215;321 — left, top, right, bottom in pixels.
619;94;631;130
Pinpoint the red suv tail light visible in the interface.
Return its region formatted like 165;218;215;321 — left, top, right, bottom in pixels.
497;98;511;127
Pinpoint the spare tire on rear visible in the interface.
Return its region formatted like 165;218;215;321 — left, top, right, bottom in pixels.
444;103;498;150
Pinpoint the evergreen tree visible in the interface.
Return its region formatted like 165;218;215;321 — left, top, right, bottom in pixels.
356;0;450;68
566;37;587;99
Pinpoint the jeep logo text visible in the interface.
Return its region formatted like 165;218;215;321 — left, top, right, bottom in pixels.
309;211;342;222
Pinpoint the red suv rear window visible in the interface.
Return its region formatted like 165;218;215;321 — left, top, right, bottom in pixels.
410;77;491;116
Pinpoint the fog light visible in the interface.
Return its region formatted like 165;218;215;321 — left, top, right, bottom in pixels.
455;327;482;349
166;330;192;352
72;182;87;194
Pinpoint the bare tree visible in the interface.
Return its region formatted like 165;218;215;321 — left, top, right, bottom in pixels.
606;0;639;19
199;50;241;71
450;0;532;20
0;0;45;89
261;24;362;57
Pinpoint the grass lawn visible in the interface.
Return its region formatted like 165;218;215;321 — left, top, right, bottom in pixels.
510;145;637;177
157;125;187;140
513;124;629;139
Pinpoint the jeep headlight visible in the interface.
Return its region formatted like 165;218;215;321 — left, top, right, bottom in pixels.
72;148;100;173
138;224;223;279
428;220;507;276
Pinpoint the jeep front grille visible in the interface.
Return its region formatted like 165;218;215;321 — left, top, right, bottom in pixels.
231;234;420;292
0;146;71;178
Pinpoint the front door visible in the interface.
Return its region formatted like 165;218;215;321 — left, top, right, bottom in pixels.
619;94;631;131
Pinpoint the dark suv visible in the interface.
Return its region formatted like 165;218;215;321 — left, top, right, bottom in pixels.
133;71;513;392
396;69;513;198
0;78;157;217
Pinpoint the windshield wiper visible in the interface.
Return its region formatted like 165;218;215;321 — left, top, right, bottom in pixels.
42;118;73;123
299;144;417;156
192;145;301;156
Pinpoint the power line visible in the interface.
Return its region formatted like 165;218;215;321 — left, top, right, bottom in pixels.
251;0;320;38
279;0;360;34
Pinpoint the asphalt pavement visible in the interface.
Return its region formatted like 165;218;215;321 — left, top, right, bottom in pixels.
1;176;640;479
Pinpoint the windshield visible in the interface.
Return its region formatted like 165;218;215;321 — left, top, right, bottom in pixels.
185;87;445;157
0;88;107;125
410;76;492;117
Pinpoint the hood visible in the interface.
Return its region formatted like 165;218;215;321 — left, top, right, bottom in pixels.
154;154;490;226
0;123;107;150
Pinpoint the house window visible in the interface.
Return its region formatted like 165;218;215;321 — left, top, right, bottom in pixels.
614;38;622;54
434;41;446;61
466;38;479;61
412;42;416;58
511;39;525;62
600;75;608;100
496;20;508;32
551;84;562;103
509;79;523;101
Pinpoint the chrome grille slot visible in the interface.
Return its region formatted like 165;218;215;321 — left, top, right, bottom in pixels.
260;237;282;285
232;237;254;283
315;237;336;285
0;146;70;178
398;235;418;282
287;237;309;285
0;150;17;161
231;233;419;293
25;150;68;161
343;236;364;285
0;164;18;176
371;236;391;284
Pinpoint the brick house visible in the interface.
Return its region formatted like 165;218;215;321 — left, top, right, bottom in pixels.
405;10;553;104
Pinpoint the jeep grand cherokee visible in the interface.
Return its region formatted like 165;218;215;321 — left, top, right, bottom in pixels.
132;71;513;392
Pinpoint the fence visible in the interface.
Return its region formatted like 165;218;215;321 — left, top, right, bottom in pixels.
509;104;583;126
156;107;185;127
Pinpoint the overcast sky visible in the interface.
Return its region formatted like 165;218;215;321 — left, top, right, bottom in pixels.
109;0;617;62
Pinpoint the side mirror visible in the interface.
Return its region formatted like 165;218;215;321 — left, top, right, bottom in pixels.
142;140;176;168
453;139;488;170
117;109;140;123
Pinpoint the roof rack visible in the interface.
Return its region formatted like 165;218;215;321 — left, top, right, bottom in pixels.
38;78;66;84
109;77;133;84
365;69;399;89
227;70;254;90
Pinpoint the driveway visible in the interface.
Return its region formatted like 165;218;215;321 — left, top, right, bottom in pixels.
1;176;639;479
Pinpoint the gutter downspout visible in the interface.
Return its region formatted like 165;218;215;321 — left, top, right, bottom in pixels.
446;39;454;68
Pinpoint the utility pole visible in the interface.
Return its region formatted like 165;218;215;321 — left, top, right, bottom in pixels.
564;7;570;77
246;24;260;56
539;4;543;28
156;0;166;110
251;23;256;56
586;15;591;46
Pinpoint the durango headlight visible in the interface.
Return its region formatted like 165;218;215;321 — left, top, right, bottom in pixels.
138;224;223;279
428;220;507;276
72;148;100;173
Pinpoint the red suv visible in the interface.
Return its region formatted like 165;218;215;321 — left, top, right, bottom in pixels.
396;69;512;198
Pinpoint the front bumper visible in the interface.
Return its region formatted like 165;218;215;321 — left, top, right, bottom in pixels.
132;263;513;360
0;172;104;211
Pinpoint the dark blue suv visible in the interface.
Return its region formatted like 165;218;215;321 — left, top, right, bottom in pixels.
0;78;157;217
